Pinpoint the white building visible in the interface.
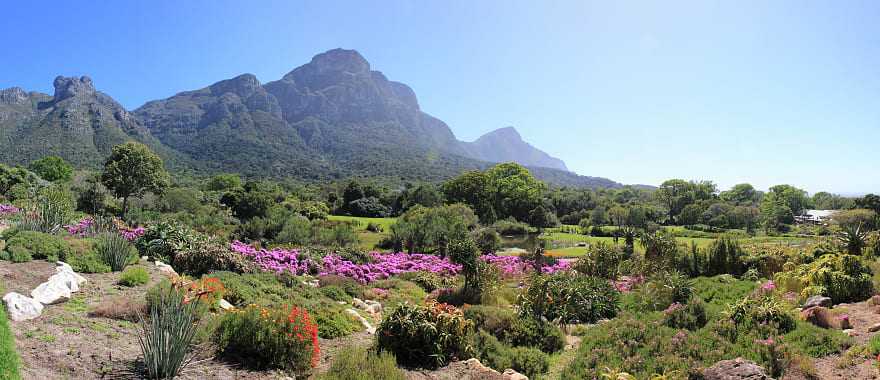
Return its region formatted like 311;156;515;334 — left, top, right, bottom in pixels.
794;209;837;225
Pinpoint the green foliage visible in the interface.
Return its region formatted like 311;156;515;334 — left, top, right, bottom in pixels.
3;231;67;261
774;253;873;303
519;272;619;324
573;242;624;279
397;271;454;292
66;245;112;274
318;285;350;302
0;298;21;380
692;276;757;311
135;221;201;262
28;156;73;183
119;267;150;287
472;228;501;254
204;174;242;192
491;218;534;235
626;271;693;313
214;304;318;373
172;239;254;277
101;142;171;216
0;164;36;200
725;294;795;334
138;284;201;380
388;204;477;254
94;232;137;271
505;317;566;353
376;302;473;369
318;346;405;380
662;298;708;330
676;237;746;277
16;186;74;234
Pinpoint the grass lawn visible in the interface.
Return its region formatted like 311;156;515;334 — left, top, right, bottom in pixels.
0;281;21;380
328;215;397;231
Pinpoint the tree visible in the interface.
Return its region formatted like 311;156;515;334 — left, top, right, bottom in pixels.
766;185;811;216
442;171;495;223
856;194;880;215
100;142;170;217
720;183;758;205
732;205;760;233
205;173;242;192
655;179;695;223
760;192;794;232
29;156;73;182
485;163;545;222
590;205;608;226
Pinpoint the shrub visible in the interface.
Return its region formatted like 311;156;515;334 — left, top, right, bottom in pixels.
677;237;746;277
628;270;693;312
507;346;550;377
318;275;364;299
172;239;254;277
214;304;319;373
725;294;795;334
448;237;496;304
0;248;31;263
15;186;74;234
506;317;566;353
519;272;619;324
472;228;501;254
319;285;351;302
66;250;111;273
376;302;473;369
135;222;201;262
318;346;405;380
119;267;150;287
573;242;624;279
138;284;201;379
491;218;533;235
464;305;516;339
3;230;67;261
774;253;873;303
397;271;453;292
662;298;708;330
94;232;137;271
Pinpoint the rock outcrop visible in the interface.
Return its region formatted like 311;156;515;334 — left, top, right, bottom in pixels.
703;358;772;380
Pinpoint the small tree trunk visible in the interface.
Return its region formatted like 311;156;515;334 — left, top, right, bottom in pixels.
122;196;129;221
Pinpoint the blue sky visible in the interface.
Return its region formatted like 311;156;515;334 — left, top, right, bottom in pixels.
2;1;878;194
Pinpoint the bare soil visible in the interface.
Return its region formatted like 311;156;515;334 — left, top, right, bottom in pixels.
809;300;880;380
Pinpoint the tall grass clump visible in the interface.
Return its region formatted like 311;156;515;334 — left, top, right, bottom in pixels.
318;346;405;380
138;287;201;379
95;232;137;271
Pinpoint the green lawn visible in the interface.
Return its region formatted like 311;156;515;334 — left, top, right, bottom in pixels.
328;215;397;251
0;281;21;380
328;215;397;231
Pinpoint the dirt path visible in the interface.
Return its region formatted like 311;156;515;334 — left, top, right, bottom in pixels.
544;334;582;380
811;300;880;380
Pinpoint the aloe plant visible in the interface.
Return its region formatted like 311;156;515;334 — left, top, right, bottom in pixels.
837;223;868;256
139;287;200;379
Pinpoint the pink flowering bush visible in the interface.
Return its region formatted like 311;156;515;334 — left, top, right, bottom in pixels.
231;241;316;275
0;204;19;216
66;217;95;237
119;226;146;241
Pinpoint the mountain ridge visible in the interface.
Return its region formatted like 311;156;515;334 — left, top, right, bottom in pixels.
0;49;617;189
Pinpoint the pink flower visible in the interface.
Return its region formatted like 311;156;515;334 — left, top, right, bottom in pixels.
761;280;776;292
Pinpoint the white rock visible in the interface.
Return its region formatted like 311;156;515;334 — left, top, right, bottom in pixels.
346;308;375;334
155;260;177;276
302;279;320;288
218;299;234;311
47;270;83;292
31;277;72;304
55;261;87;286
352;297;382;315
3;292;43;321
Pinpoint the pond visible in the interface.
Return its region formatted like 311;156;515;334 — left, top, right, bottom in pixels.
498;233;540;255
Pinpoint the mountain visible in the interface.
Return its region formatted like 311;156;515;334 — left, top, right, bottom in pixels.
0;76;184;169
459;127;568;171
0;49;622;189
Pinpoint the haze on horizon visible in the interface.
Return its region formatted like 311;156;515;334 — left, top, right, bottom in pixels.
1;0;878;195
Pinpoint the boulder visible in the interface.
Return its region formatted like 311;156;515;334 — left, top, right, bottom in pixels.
3;292;44;321
31;277;72;304
703;358;771;380
869;295;880;306
802;295;832;309
48;269;85;292
218;299;234;311
868;323;880;333
345;308;375;334
502;369;529;380
352;297;382;315
155;260;177;276
56;261;87;285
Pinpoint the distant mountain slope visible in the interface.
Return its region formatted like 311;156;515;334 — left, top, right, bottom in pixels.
0;76;185;169
459;127;568;171
0;49;623;189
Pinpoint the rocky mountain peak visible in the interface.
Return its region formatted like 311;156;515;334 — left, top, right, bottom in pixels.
209;73;262;98
309;48;370;74
479;126;522;141
0;87;29;104
52;75;96;102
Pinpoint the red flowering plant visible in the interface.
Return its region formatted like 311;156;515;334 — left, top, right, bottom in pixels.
214;303;320;374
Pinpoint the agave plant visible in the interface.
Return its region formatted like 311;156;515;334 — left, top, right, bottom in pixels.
837;223;868;256
139;287;201;379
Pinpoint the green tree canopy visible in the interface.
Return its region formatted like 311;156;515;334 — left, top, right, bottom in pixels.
29;156;73;182
100;142;170;216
